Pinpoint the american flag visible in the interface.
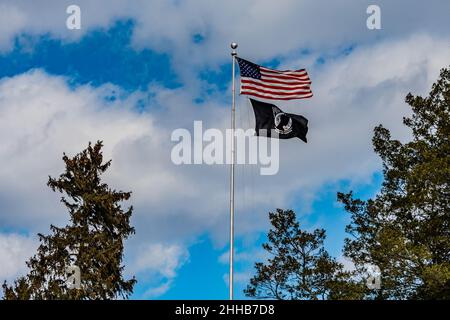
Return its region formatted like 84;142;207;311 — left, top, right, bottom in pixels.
236;57;313;100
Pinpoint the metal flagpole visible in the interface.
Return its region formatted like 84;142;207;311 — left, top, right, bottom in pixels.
229;42;238;300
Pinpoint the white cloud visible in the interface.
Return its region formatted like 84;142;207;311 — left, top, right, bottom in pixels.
0;0;449;294
0;70;158;229
0;1;449;72
128;243;189;297
143;281;172;298
0;3;27;50
131;243;189;279
0;233;37;281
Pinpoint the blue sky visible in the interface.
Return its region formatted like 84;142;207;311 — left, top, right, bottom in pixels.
0;0;449;300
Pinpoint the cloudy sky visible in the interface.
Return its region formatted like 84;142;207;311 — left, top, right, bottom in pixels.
0;0;449;299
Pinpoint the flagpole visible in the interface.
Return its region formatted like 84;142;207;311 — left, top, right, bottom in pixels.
229;42;238;300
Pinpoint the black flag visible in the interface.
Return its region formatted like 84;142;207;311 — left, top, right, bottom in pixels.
249;98;308;143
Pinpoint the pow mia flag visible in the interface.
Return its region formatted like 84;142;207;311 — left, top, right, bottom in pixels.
249;98;308;143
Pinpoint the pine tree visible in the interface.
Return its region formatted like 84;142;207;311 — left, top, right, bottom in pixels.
2;141;136;299
245;209;364;299
338;67;450;299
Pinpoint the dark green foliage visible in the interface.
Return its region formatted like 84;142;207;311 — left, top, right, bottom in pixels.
2;141;136;299
245;209;364;300
338;67;450;299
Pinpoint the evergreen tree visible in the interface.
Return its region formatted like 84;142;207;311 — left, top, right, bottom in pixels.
338;67;450;299
2;141;136;299
245;209;364;299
